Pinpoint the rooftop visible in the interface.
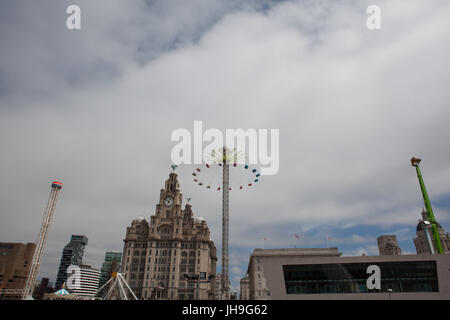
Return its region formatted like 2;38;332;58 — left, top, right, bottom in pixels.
252;247;342;257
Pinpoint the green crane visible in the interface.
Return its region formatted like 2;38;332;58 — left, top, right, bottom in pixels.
411;157;444;254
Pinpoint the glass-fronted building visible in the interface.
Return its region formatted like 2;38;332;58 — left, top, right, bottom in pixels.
98;251;122;291
246;248;450;299
55;235;88;290
283;261;438;294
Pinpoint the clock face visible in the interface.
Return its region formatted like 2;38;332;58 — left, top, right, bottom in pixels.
163;196;174;208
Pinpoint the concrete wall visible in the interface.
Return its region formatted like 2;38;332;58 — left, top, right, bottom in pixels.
259;253;450;300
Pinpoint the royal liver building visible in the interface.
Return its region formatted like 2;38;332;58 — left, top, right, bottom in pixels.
121;170;217;300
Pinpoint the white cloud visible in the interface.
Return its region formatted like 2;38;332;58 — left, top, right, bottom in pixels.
346;245;379;257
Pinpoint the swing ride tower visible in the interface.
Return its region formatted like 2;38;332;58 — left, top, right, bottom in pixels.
221;147;230;300
191;147;261;299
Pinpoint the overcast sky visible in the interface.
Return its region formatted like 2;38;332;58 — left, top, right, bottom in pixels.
1;0;450;293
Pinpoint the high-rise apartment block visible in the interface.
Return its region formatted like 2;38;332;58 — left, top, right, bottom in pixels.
98;251;122;290
55;235;88;289
121;171;217;300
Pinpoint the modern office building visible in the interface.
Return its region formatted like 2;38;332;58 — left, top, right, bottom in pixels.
0;242;36;299
246;247;450;299
55;235;88;289
69;264;101;297
98;251;122;290
377;235;402;256
121;171;217;300
414;210;450;254
247;248;342;300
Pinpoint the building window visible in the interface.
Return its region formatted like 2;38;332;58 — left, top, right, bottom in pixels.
283;261;439;294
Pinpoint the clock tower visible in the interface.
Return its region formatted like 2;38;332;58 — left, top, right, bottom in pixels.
121;169;217;300
150;171;185;240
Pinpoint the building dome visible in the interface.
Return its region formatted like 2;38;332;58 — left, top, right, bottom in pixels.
417;220;442;232
194;217;206;223
133;216;146;223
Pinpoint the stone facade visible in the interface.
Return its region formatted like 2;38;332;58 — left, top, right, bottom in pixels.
377;235;402;256
214;273;222;300
414;210;450;254
239;274;250;300
121;171;217;300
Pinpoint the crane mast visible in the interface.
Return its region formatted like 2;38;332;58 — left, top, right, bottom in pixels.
411;158;444;254
22;181;62;299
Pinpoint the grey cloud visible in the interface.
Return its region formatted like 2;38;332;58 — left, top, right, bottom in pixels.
1;0;450;290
